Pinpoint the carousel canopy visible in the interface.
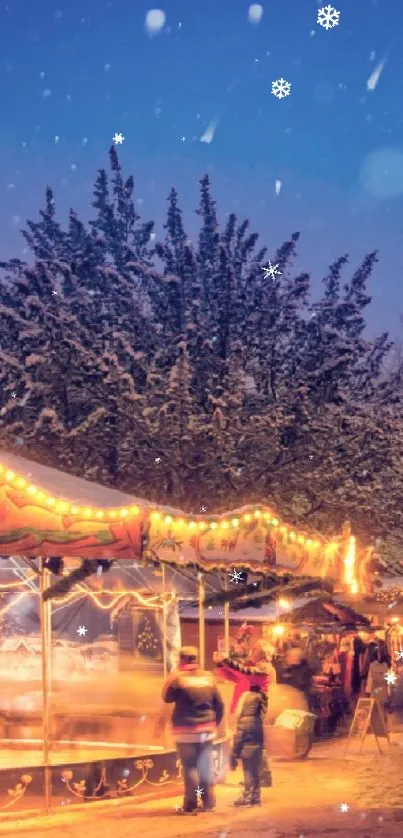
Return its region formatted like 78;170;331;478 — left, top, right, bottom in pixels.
0;451;364;598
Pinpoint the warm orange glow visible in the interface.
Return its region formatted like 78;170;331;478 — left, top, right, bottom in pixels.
210;521;218;529
5;470;15;482
272;624;285;637
278;598;291;610
271;518;279;526
221;520;229;529
343;535;358;592
164;515;173;524
0;574;37;590
254;510;262;518
95;510;104;519
119;509;129;518
289;531;296;541
15;477;27;489
70;505;79;514
188;521;196;529
243;514;252;522
231;518;239;527
27;485;38;496
45;497;56;507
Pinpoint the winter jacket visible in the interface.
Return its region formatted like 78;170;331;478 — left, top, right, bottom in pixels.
162;663;224;742
216;656;275;713
232;690;268;760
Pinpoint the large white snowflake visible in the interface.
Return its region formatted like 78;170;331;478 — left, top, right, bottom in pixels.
229;568;244;584
113;132;125;145
384;670;397;686
271;78;291;99
317;5;340;30
262;261;282;281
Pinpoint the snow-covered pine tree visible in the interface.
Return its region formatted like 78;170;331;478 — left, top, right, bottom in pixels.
0;150;402;559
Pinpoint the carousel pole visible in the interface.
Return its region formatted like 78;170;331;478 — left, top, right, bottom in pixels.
39;557;52;813
198;572;205;669
162;563;167;678
224;574;230;655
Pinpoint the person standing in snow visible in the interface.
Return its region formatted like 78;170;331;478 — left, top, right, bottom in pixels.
161;646;224;815
230;683;268;807
214;640;275;786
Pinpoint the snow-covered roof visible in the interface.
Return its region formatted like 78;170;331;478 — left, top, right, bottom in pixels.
0;449;146;509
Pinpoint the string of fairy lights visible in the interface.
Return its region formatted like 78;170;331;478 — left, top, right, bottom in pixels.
0;459;361;593
0;461;328;547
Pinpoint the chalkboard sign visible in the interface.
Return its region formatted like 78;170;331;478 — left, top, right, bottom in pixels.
344;697;389;756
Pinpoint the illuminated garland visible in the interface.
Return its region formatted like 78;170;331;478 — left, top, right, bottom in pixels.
0;461;324;546
0;461;360;593
0;463;140;520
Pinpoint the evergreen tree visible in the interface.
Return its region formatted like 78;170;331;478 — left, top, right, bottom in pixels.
0;149;402;560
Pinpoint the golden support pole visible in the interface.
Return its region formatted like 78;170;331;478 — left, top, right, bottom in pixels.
162;563;167;678
198;572;205;669
224;575;230;656
39;558;52;813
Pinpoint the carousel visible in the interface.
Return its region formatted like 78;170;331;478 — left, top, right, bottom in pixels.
0;449;376;817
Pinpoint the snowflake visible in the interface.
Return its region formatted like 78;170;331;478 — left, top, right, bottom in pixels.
200;505;207;512
52;290;58;295
113;132;125;144
155;457;161;463
11;392;16;398
77;625;87;637
385;670;397;686
317;5;340;31
271;78;291;99
229;568;244;584
340;803;349;813
195;786;204;799
396;651;403;661
262;261;282;280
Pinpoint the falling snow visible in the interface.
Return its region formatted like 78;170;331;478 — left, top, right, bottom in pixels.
367;58;386;91
200;121;218;144
271;78;291;99
317;5;340;31
248;4;263;25
145;9;166;36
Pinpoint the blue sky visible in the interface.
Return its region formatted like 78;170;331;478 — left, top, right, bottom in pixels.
1;0;402;334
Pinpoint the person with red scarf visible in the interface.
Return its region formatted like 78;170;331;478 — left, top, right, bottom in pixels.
214;640;276;712
214;640;276;787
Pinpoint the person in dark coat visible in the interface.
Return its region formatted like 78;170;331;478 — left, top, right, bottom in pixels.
230;684;267;807
162;646;224;815
280;646;314;709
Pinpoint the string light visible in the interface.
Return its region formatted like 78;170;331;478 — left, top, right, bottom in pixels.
0;463;357;585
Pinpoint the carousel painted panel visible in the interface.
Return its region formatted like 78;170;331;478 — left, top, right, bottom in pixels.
146;509;340;580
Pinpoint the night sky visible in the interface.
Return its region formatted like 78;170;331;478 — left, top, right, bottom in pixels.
1;0;402;335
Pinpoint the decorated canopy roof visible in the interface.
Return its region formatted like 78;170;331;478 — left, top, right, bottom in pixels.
0;450;369;592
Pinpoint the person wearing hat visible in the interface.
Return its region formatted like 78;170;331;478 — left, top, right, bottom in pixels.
162;646;224;815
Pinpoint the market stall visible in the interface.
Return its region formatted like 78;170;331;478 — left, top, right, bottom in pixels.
0;449;376;814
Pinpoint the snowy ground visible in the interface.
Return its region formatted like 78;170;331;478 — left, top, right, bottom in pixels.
3;734;403;837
